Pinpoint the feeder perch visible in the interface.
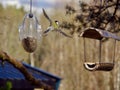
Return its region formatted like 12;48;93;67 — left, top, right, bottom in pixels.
84;62;114;71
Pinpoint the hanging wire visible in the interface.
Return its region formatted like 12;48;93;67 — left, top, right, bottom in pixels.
113;39;116;64
99;40;102;63
30;0;32;14
83;38;87;62
29;0;33;18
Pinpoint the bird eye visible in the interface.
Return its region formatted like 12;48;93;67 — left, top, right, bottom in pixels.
55;21;59;25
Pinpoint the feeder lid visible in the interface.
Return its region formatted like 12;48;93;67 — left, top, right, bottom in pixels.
80;27;120;40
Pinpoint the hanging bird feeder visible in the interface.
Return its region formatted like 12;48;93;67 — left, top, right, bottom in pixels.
80;27;120;71
18;0;42;53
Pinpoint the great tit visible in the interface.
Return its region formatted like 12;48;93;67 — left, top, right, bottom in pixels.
42;8;72;38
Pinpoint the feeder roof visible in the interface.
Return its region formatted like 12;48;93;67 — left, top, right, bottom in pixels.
80;27;120;40
0;60;61;90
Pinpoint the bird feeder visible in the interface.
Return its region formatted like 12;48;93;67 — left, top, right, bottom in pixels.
80;27;120;71
19;13;42;53
18;0;42;53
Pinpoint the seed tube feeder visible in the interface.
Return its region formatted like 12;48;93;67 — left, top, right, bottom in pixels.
80;27;120;71
18;0;42;53
19;14;42;53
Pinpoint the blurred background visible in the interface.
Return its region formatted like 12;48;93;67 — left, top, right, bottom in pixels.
0;0;120;90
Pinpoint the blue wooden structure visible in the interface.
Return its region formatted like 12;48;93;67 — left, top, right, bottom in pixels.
0;60;61;90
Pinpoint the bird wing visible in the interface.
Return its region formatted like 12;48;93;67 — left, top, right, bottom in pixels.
43;26;53;34
43;29;51;34
57;29;72;38
42;8;52;26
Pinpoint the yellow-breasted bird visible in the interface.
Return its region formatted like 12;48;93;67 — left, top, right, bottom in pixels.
42;8;72;38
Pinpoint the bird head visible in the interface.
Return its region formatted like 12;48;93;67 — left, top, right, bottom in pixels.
53;20;59;29
55;20;59;25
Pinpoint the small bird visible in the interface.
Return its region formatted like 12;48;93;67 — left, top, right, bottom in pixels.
42;8;72;38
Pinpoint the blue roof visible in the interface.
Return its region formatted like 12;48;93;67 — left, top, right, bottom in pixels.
0;60;61;90
0;61;25;80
